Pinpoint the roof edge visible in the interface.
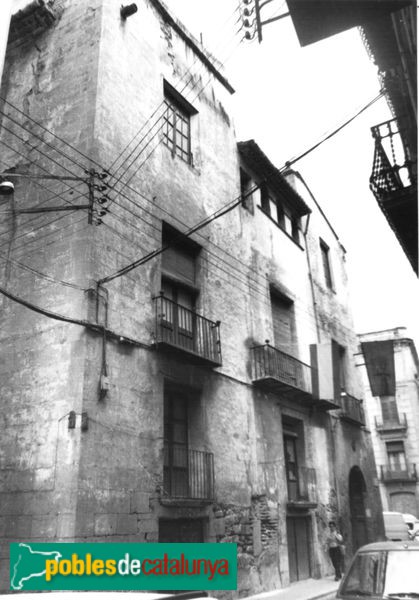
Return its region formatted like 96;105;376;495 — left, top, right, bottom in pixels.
238;140;311;217
148;0;235;95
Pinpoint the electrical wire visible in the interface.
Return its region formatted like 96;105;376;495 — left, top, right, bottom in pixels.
110;34;243;192
0;137;88;248
0;280;149;349
0;17;387;332
280;90;386;171
0;88;388;310
0;96;106;174
0;249;86;290
98;180;255;284
107;3;241;178
91;88;389;291
0;108;90;175
0;123;90;197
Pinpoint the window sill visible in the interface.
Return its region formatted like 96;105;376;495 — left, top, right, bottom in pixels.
257;206;304;250
163;144;200;175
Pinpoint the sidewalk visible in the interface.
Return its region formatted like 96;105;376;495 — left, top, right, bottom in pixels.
242;576;339;600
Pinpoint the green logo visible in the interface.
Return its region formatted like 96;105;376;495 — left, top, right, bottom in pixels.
10;542;237;590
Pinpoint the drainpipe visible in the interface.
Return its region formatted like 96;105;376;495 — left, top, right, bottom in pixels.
303;212;321;345
290;168;342;522
287;168;322;343
0;1;12;85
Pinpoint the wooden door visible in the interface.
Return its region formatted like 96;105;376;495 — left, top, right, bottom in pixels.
287;516;311;582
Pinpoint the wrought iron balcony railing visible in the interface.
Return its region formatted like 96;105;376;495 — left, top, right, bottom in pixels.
375;413;408;433
163;444;215;501
339;392;365;426
380;463;417;483
154;294;221;366
251;343;313;399
370;117;416;201
286;466;317;506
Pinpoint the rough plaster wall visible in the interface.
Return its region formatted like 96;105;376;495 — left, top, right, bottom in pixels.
0;0;105;588
0;0;385;594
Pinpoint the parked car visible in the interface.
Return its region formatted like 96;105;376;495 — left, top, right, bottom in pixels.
336;541;419;599
403;513;419;539
383;510;410;541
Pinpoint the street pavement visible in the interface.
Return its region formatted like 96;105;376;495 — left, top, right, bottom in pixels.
242;576;339;600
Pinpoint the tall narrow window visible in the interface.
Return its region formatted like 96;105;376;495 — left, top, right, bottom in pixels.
240;168;254;212
160;223;200;352
164;386;189;498
291;216;300;244
338;344;346;391
380;396;399;424
270;290;296;353
332;340;347;398
163;82;196;164
260;184;271;215
276;202;286;229
320;239;333;289
386;441;407;472
284;435;299;501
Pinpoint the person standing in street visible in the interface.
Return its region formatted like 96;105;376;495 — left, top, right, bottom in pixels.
326;520;344;580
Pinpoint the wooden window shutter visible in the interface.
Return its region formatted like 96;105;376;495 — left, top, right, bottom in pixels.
271;294;293;350
380;396;399;422
162;246;195;285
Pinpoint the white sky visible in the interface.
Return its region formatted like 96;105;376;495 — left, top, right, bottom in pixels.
164;0;419;348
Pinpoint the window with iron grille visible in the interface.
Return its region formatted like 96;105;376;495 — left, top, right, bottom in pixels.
163;82;196;164
320;239;333;289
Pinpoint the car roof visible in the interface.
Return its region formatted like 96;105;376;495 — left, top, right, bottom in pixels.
403;513;419;521
356;541;419;552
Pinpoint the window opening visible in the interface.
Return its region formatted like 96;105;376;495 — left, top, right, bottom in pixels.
320;239;333;289
163;83;196;164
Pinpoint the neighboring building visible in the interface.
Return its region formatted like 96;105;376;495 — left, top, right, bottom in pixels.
284;0;417;275
359;328;419;516
361;4;417;276
0;0;383;594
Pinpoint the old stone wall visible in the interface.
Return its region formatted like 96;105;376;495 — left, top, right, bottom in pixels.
0;0;384;594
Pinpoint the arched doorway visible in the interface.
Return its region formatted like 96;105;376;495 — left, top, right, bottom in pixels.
349;467;369;550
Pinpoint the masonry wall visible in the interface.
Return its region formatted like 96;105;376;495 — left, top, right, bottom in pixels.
0;0;105;587
0;0;383;594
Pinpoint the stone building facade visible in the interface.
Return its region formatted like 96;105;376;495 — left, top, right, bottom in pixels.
359;327;419;517
0;0;383;593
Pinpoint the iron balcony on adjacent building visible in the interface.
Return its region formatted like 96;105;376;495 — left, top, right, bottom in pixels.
375;413;408;435
163;444;215;502
154;293;222;367
339;392;365;427
251;342;314;402
380;462;417;484
370;117;418;274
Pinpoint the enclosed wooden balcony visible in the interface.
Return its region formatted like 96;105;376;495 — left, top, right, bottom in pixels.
339;392;365;426
163;444;214;502
251;343;313;402
154;294;221;366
